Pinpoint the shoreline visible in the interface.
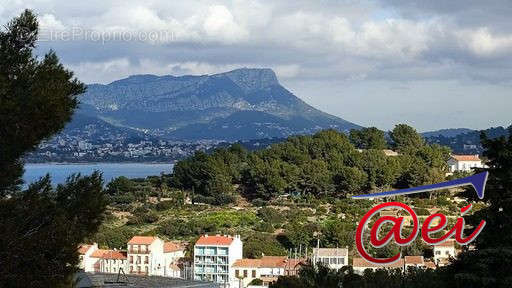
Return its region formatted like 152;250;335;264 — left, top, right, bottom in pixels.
25;162;176;165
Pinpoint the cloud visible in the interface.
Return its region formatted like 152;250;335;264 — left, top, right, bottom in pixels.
3;0;511;130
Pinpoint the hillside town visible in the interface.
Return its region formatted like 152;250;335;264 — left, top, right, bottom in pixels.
79;234;458;288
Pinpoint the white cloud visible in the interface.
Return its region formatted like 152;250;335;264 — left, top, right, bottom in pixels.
457;27;512;57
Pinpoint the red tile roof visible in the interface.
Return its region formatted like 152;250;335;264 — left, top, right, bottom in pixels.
233;256;287;268
434;240;455;247
285;258;306;269
91;249;127;260
128;236;157;245
352;258;404;268
78;244;92;255
196;235;233;246
451;155;480;161
164;242;183;253
233;259;261;268
260;256;287;268
404;256;424;265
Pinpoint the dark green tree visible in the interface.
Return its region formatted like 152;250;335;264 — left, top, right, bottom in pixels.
0;10;107;287
390;124;424;151
350;127;388;150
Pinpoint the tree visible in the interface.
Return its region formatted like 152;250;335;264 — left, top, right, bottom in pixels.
349;127;388;150
390;124;424;151
0;10;107;287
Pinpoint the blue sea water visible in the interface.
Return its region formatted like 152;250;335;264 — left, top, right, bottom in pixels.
23;163;174;186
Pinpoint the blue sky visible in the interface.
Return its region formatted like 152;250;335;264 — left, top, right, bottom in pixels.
1;0;511;131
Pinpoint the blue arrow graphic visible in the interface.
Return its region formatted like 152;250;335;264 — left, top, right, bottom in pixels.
352;171;488;199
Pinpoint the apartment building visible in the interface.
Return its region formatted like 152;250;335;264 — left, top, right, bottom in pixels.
127;236;185;277
193;235;243;287
312;248;348;271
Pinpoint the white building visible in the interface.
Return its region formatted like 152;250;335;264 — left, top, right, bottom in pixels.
447;155;484;172
232;256;287;288
127;236;185;277
433;240;457;266
78;243;99;272
78;243;127;274
312;248;348;271
193;234;243;287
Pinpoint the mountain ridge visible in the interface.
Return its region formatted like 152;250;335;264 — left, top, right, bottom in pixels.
77;68;361;140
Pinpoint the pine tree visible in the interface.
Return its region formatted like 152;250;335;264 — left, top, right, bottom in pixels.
0;10;107;287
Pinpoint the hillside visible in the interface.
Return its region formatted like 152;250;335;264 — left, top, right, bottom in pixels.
77;68;361;140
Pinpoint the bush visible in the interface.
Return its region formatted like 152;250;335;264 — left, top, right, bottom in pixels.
252;198;267;207
155;200;175;211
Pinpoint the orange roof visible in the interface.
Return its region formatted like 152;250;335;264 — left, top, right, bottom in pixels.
260;256;287;268
352;257;404;268
285;258;306;269
425;261;436;269
434;240;455;248
233;259;261;268
404;256;424;265
91;249;127;260
196;235;233;246
233;256;287;268
451;155;480;161
128;236;157;245
78;244;92;255
164;242;183;253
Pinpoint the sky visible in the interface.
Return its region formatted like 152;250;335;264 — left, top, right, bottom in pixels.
1;0;511;132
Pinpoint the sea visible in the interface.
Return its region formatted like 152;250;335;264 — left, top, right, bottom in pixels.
23;163;174;186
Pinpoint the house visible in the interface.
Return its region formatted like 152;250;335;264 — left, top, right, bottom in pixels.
193;234;243;287
352;258;404;275
126;236;186;277
164;241;186;277
447;155;484;172
91;249;127;274
404;256;425;270
233;256;288;288
312;248;348;271
79;244;99;272
78;243;127;274
284;258;306;276
433;240;457;266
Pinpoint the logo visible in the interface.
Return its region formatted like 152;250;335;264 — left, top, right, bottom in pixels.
353;172;488;264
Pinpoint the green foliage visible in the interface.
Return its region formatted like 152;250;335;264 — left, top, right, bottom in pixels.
390;124;425;151
349;127;388;150
0;10;107;287
0;173;107;287
91;225;135;250
0;10;85;195
243;233;287;258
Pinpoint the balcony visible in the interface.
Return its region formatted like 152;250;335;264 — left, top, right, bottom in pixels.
128;249;150;254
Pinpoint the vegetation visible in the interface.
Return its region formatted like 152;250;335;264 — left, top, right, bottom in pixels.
0;10;107;287
171;126;450;204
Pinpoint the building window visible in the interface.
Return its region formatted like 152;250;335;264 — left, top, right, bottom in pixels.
252;270;256;277
235;270;240;278
243;270;247;277
436;251;441;255
145;256;149;264
330;258;336;264
338;258;345;265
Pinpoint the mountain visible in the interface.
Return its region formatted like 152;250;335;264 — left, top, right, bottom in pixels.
421;128;474;138
424;126;510;154
77;68;361;140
